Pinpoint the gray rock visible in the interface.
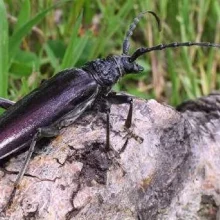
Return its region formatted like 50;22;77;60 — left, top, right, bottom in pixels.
0;94;219;220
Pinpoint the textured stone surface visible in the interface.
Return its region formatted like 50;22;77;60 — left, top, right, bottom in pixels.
0;94;219;220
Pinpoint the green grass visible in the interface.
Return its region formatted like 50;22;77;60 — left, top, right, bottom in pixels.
0;0;8;98
1;0;220;107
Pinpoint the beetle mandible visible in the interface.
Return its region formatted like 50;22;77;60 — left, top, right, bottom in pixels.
0;11;220;212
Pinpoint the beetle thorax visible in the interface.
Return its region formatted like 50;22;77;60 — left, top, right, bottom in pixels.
83;56;122;87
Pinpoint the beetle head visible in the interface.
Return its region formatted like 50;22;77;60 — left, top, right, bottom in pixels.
119;56;144;74
110;55;144;77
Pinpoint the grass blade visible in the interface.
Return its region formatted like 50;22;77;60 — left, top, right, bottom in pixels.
61;12;83;69
0;0;8;98
14;0;31;32
9;0;69;62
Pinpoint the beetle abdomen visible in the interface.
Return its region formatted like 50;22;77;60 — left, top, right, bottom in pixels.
0;69;99;159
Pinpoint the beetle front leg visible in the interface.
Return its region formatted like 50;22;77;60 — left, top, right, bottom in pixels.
93;97;114;151
106;104;111;151
2;126;59;213
95;93;133;152
0;98;15;110
106;92;133;128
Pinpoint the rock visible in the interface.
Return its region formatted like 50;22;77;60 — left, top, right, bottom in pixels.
0;94;220;220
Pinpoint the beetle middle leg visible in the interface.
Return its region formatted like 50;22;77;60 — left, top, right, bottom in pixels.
95;92;134;151
104;92;143;154
2;126;59;213
0;97;15;110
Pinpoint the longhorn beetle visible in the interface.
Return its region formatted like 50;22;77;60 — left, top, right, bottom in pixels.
0;11;220;212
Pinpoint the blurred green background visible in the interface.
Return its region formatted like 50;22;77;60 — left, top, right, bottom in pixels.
1;0;220;107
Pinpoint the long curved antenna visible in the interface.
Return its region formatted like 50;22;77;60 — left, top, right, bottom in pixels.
122;11;161;55
130;42;220;62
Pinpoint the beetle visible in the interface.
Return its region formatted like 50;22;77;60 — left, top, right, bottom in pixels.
0;11;160;162
1;11;220;212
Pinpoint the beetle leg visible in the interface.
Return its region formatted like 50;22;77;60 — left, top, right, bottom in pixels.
106;92;133;128
2;126;59;213
0;98;15;110
106;104;111;151
92;97;113;151
14;126;59;186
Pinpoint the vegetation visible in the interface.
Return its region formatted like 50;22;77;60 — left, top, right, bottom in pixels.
1;0;220;106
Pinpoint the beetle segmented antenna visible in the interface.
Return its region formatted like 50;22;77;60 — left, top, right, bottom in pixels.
122;11;161;55
130;42;220;62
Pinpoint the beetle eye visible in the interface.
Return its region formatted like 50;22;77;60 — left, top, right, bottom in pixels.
136;63;144;72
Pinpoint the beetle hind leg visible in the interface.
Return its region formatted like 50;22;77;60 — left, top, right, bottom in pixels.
1;126;60;214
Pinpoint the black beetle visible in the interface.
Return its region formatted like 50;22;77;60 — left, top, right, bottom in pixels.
0;11;220;212
0;11;160;162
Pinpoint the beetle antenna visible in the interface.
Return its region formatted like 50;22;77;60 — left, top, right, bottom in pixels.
122;11;161;55
130;42;220;62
